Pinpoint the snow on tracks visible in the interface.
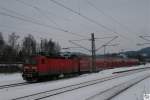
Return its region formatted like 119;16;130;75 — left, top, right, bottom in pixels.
86;73;150;100
12;68;150;100
0;82;29;90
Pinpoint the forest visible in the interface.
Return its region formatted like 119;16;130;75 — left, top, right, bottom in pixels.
0;32;61;63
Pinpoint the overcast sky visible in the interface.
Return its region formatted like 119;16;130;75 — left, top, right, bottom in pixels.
0;0;149;54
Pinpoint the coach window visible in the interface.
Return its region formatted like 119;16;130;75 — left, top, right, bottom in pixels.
41;59;45;64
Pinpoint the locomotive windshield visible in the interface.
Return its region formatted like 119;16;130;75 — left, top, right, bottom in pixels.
24;57;37;65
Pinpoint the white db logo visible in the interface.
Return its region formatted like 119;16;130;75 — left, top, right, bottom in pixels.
144;94;150;100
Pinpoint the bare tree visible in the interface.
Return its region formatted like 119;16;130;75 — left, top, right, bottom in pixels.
54;42;61;54
47;39;60;55
22;34;36;56
0;32;5;46
40;38;61;56
40;38;48;53
0;32;5;56
8;32;19;49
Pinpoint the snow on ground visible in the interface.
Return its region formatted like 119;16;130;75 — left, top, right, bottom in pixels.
0;73;22;82
43;69;150;100
0;64;149;100
0;73;25;86
111;76;150;100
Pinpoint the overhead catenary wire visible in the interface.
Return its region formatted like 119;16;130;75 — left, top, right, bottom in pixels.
86;0;144;46
68;34;118;54
62;47;81;49
137;35;150;46
0;10;86;38
49;0;132;41
68;40;90;52
137;43;150;46
15;0;61;28
15;0;71;22
0;24;67;40
102;43;119;55
86;0;139;36
139;36;150;42
102;43;120;47
0;6;36;22
96;36;118;51
71;35;118;41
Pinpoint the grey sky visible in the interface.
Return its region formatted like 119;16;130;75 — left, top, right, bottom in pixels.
0;0;149;54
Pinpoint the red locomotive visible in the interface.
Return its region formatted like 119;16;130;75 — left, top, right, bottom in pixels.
22;55;139;82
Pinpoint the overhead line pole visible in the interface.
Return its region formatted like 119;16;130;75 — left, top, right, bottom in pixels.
91;33;96;72
69;33;96;72
69;33;118;72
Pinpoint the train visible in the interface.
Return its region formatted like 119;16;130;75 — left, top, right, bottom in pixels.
22;55;139;82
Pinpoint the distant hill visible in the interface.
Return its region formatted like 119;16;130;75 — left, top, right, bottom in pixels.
96;47;150;59
139;47;150;56
121;47;150;58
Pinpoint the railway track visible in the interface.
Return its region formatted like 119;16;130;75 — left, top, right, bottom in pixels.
86;73;150;100
1;67;147;90
12;67;150;100
0;82;29;90
113;67;150;74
